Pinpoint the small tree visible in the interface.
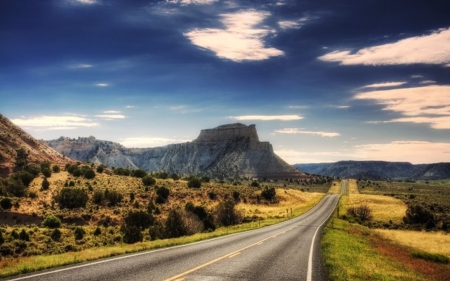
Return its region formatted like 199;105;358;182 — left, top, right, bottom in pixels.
52;165;60;173
74;227;85;240
122;225;143;244
216;200;241;226
41;168;52;178
261;187;276;200
250;181;260;187
0;197;12;210
56;188;88;209
84;169;96;180
187;178;201;188
347;204;373;222
124;210;154;230
142;175;156;186
42;214;61;228
132;169;147;178
51;228;62;241
165;209;187;238
41;177;50;190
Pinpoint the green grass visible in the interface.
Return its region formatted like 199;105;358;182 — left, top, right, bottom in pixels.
321;218;427;281
411;251;450;264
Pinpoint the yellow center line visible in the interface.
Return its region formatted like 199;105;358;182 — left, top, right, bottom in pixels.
228;252;241;258
163;232;283;281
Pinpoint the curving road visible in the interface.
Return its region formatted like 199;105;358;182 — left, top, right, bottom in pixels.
6;194;340;281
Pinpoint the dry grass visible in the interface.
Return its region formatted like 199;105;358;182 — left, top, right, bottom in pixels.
327;181;341;194
343;194;407;223
374;229;450;257
238;189;324;219
348;179;359;194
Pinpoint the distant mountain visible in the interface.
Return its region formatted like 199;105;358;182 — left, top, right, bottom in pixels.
294;161;450;180
0;114;72;177
46;123;307;180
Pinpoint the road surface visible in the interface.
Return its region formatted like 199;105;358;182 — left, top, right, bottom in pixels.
6;194;340;281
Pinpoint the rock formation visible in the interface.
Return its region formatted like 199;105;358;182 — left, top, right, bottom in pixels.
46;123;307;180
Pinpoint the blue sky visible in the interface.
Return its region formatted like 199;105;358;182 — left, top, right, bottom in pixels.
1;0;450;164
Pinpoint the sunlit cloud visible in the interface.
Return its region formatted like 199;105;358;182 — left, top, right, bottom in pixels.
330;105;350;109
166;0;217;4
11;115;99;130
230;115;303;121
103;110;121;114
170;106;186;111
278;17;309;30
288;105;309;109
354;141;450;164
318;27;450;66
354;85;450;129
120;137;190;148
359;81;407;89
96;83;109;87
70;63;93;69
276;128;340;137
95;114;126;119
184;10;284;62
275;149;354;164
125;105;135;109
420;80;436;84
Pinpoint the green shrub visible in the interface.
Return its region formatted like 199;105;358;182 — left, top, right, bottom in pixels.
164;209;187;238
156;186;170;200
187;178;201;188
0;197;12;210
52;165;60;173
56;188;88;209
42;215;62;228
41;177;50;190
124;211;154;230
19;229;30;241
121;225;142;244
142;176;156;186
84;169;96;180
261;187;276;200
74;227;85;240
41;168;52;178
250;181;260;187
132;169;147;178
12;171;35;187
347;204;373;222
216;200;241;226
93;191;104;204
50;228;62;241
93;227;101;236
104;189;123;206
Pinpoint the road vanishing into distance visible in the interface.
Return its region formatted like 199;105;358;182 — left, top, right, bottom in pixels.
6;190;342;281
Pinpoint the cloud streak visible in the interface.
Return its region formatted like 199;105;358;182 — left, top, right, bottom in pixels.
184;10;284;62
120;137;190;148
319;27;450;66
11;115;99;130
354;85;450;129
276;128;340;137
230;115;303;121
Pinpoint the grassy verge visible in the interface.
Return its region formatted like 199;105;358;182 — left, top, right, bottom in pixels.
321;218;427;281
0;192;324;278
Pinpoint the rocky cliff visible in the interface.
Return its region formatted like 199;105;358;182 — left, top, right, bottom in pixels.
46;123;306;180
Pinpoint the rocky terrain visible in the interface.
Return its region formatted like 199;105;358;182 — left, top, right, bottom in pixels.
295;161;450;180
0;114;72;176
46;123;306;180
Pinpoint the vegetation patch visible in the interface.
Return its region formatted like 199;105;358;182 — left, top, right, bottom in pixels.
411;251;450;264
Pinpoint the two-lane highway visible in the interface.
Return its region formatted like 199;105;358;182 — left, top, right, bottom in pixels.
6;194;340;281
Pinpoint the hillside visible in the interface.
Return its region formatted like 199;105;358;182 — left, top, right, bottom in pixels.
0;114;72;177
46;123;307;180
295;161;450;180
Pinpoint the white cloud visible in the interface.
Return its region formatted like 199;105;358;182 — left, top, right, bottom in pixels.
120;137;190;148
11;115;99;130
411;75;424;79
166;0;217;4
318;27;450;66
96;83;109;87
125;105;135;109
420;80;436;84
103;110;121;114
359;81;407;89
354;85;450;129
275;149;354;164
354;141;450;164
170;106;186;111
70;64;93;69
275;128;340;137
288;105;309;109
95;114;126;119
278;17;309;30
73;0;97;4
330;105;350;109
230;115;303;121
184;10;284;62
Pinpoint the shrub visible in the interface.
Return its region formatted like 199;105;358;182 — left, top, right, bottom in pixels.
403;205;434;225
148;221;165;240
41;177;50;190
41;168;52;178
132;169;147;178
0;197;12;210
201;176;210;183
187;178;201;188
19;229;30;241
74;227;85;240
56;188;88;209
93;227;101;236
170;173;180;181
0;243;14;256
50;228;62;241
104;189;123;206
250;181;260;187
216;200;241;226
347;204;373;222
124;211;154;230
142;176;156;186
261;187;276;200
121;225;142;244
52;165;60;173
96;165;104;173
84;169;96;180
412;251;450;264
232;191;240;202
156;186;170;200
42;215;61;228
12;171;35;187
93;191;104;204
165;209;187;238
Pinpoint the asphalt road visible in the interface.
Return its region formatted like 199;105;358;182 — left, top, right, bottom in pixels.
6;194;340;281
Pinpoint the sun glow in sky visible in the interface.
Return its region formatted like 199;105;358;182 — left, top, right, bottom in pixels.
1;0;450;164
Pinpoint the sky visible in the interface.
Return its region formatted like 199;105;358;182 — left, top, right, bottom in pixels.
1;0;450;165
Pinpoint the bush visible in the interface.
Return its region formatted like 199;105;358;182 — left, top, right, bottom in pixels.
250;181;260;187
165;209;187;238
156;186;170;200
57;188;88;209
93;191;104;204
74;227;85;240
50;228;62;241
124;211;154;230
41;168;52;178
104;189;123;206
52;165;60;173
42;215;62;228
19;229;30;241
187;178;201;188
12;171;35;187
4;179;27;197
347;205;373;222
216;200;241;226
41;177;50;190
96;165;104;173
412;251;450;264
142;176;156;186
0;197;12;210
121;225;142;244
93;227;101;236
132;169;147;178
84;169;96;180
261;187;276;200
403;205;434;225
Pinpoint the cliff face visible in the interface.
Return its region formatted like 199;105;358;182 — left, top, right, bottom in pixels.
46;123;306;180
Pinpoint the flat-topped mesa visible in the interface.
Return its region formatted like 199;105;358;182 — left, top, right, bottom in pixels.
194;123;260;143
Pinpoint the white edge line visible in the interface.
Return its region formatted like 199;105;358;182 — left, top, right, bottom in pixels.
306;195;339;281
